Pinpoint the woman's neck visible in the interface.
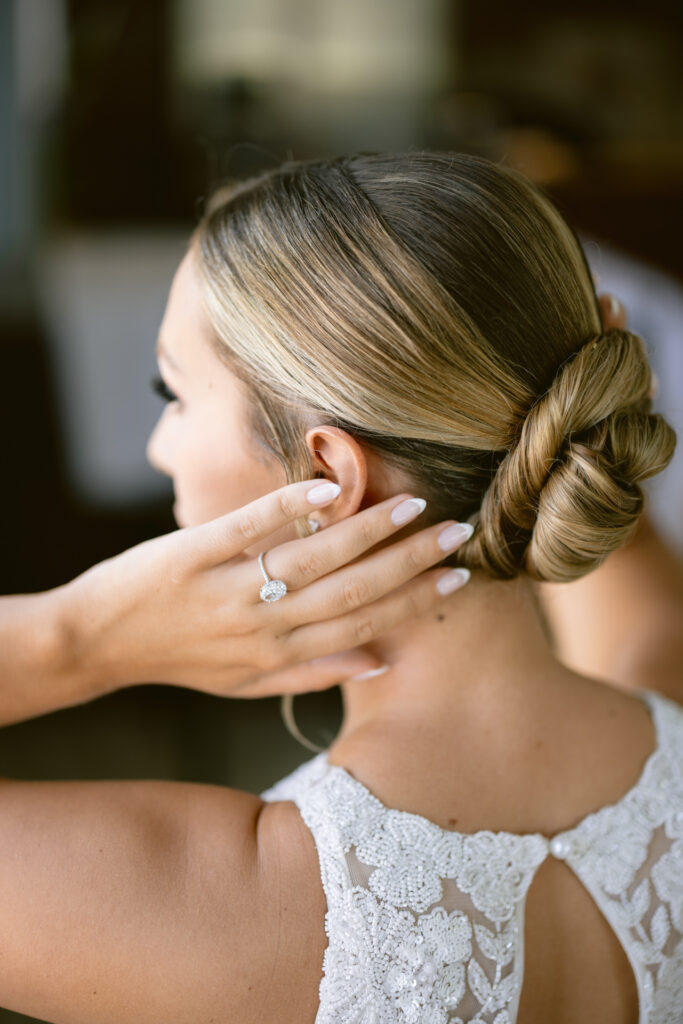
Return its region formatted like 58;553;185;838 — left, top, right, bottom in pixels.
332;573;563;749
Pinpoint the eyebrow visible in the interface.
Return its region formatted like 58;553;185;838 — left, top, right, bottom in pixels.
155;339;183;375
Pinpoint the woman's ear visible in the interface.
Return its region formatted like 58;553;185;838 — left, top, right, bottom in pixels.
304;425;368;526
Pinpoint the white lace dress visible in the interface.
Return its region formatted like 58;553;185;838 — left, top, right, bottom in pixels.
260;689;683;1024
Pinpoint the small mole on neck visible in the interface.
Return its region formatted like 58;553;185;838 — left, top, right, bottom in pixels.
436;613;445;622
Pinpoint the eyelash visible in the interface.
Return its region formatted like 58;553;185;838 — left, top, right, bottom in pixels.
150;375;178;404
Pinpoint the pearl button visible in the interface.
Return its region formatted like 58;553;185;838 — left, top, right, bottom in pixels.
549;836;570;859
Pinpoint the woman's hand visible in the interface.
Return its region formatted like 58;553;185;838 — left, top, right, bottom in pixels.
596;291;658;397
59;480;471;702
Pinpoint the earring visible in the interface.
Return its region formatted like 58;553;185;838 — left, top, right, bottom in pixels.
307;517;321;532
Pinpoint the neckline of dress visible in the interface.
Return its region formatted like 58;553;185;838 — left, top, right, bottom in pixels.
317;688;664;846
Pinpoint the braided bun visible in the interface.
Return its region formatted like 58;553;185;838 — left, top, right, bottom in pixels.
462;328;676;582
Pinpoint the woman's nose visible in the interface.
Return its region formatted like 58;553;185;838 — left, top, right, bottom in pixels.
146;418;172;477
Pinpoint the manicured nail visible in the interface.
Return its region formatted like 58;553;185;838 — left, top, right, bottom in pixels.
391;497;427;525
438;522;474;551
609;295;622;318
307;482;341;504
348;664;390;681
436;568;471;594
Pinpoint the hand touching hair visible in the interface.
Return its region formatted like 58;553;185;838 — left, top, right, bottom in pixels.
193;150;676;585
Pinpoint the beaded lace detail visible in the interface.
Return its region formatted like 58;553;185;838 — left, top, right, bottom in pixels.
260;690;683;1023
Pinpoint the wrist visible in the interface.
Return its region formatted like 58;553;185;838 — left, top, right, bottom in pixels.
50;573;119;702
0;584;110;728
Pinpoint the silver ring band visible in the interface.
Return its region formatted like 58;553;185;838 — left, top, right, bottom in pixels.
258;550;288;602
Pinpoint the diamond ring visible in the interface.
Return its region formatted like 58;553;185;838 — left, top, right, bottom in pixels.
258;550;288;602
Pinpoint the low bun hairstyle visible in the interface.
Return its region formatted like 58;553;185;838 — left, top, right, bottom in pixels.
194;151;676;585
474;327;671;581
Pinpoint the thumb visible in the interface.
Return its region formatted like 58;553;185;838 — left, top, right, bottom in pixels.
307;652;390;684
268;652;389;695
597;292;627;330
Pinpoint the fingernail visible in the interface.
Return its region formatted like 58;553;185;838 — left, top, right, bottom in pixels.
307;482;341;504
391;497;427;525
347;664;390;681
609;295;622;318
436;568;471;594
438;522;474;551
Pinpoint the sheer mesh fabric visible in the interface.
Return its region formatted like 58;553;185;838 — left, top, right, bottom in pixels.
261;690;683;1023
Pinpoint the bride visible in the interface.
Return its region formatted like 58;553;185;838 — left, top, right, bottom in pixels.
0;150;680;1023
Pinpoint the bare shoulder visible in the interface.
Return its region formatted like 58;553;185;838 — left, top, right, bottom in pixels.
0;775;324;1024
256;798;329;1019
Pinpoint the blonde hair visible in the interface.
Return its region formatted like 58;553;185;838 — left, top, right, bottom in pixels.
193;151;676;750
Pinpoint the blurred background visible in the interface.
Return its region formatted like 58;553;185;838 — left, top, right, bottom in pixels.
0;3;682;1016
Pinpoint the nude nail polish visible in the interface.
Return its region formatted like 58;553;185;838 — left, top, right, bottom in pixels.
391;498;427;525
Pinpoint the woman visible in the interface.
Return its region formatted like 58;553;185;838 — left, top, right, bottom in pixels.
0;150;681;1023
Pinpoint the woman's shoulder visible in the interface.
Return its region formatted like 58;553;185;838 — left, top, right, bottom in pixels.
255;795;330;1017
0;772;323;1023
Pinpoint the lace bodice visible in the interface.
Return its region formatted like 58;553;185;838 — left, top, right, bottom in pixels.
260;689;683;1023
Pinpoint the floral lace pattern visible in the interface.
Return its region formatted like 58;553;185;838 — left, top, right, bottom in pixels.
261;690;683;1023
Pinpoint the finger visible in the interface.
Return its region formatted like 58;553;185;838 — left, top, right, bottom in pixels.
282;554;471;665
598;292;627;330
183;479;344;569
249;491;426;598
275;517;472;626
233;652;389;699
285;566;470;662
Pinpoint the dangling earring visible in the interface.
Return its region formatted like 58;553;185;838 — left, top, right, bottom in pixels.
280;694;327;753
